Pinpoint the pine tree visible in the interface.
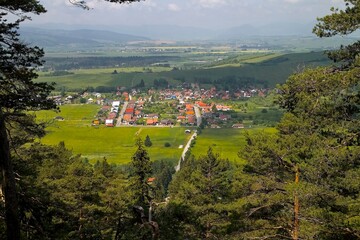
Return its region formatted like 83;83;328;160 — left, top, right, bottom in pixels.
145;135;153;147
131;138;152;206
167;148;233;239
0;6;55;240
0;1;145;238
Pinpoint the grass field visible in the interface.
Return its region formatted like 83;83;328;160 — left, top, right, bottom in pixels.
192;128;277;163
36;67;173;91
35;105;191;164
35;105;278;165
37;51;331;91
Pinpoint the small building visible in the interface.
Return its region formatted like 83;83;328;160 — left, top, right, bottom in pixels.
123;114;133;123
177;115;186;122
92;119;100;126
232;123;244;129
146;119;158;126
125;108;134;114
108;112;117;119
161;119;173;126
105;119;114;127
187;115;196;125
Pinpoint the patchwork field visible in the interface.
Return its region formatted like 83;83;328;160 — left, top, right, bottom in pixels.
37;51;331;91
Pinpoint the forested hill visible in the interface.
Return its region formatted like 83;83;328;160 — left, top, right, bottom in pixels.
19;27;150;47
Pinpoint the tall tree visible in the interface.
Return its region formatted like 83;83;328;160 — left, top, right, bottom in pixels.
168;149;234;239
313;0;360;66
0;6;54;240
238;1;360;238
130;138;152;206
114;138;156;240
0;1;144;238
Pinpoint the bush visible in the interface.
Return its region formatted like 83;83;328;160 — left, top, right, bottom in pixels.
164;142;171;147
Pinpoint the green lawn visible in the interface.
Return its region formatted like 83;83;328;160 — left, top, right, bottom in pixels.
192;128;277;163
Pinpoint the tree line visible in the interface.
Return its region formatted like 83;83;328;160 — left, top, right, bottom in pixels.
44;56;178;71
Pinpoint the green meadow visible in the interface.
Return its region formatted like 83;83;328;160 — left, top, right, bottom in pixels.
36;67;173;91
192;128;277;163
35;105;278;165
35;105;191;164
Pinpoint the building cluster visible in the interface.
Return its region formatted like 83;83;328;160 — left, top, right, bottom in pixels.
102;101;120;127
157;87;269;101
53;85;269;128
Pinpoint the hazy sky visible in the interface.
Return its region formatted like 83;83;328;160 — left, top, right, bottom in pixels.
27;0;344;29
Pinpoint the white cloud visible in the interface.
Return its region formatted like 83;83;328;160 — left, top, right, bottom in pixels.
195;0;228;8
168;3;181;12
283;0;301;3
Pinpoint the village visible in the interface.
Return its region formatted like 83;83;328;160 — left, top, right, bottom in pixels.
49;85;271;129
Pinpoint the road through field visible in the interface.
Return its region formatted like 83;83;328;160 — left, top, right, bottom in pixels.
175;132;197;172
116;101;128;127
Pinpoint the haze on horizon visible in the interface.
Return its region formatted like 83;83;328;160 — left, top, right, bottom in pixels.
27;0;344;31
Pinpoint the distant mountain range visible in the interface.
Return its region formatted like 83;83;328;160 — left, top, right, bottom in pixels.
20;23;358;48
19;27;149;47
22;22;322;41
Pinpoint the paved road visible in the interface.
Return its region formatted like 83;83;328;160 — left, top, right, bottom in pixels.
194;106;202;127
175;132;197;172
116;101;128;127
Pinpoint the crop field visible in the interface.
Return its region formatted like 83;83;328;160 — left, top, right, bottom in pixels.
206;52;282;68
192;128;277;162
37;51;331;91
36;67;173;91
35;105;191;164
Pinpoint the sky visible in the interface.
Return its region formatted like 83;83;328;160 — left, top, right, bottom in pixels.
26;0;344;29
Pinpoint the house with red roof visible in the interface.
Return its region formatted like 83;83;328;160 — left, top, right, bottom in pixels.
146;119;158;125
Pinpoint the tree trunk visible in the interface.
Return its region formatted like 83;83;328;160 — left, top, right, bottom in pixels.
0;111;20;240
293;165;300;240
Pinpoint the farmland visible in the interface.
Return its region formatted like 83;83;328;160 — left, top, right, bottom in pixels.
192;127;277;162
35;103;278;165
36;105;192;164
37;51;331;91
